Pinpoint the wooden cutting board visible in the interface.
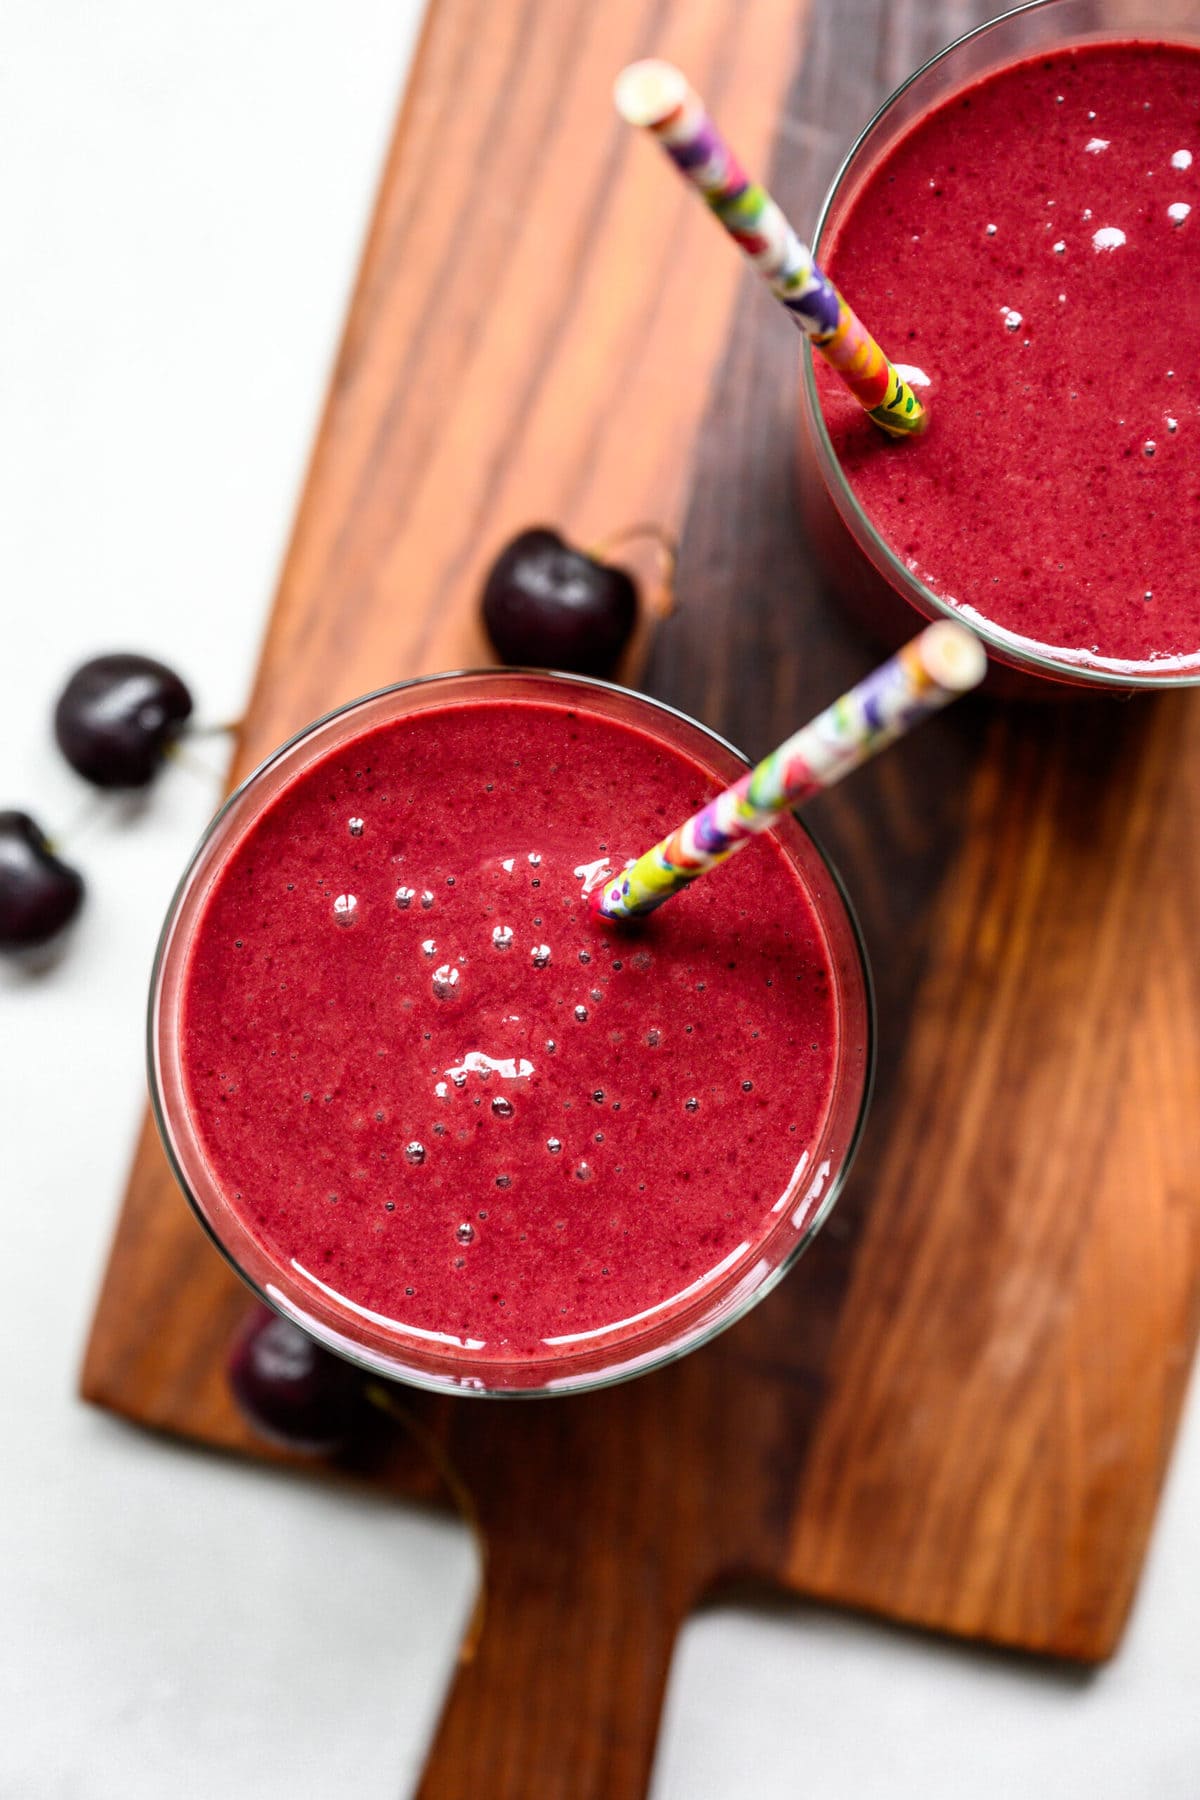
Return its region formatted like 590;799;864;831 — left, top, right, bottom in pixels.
81;1;1200;1794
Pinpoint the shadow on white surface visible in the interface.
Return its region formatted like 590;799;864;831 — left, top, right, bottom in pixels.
652;1360;1200;1800
12;1415;474;1800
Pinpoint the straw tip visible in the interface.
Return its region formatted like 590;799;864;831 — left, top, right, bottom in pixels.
613;59;689;128
918;621;988;693
589;884;615;922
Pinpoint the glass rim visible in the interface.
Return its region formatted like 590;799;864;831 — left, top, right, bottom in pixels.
798;0;1200;690
148;667;876;1400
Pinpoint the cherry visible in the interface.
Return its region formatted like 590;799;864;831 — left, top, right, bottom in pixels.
54;653;193;788
227;1305;365;1455
0;812;86;952
482;527;638;676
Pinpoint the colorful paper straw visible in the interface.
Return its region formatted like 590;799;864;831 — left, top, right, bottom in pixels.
614;59;927;439
591;622;984;923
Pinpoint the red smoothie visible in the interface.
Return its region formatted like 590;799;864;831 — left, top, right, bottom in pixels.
165;684;866;1391
814;39;1200;679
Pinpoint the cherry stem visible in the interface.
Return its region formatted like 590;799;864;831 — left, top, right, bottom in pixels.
585;521;678;617
184;719;244;739
363;1382;488;1663
162;740;229;782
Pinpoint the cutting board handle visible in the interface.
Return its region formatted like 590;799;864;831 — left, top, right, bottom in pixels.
416;1523;690;1800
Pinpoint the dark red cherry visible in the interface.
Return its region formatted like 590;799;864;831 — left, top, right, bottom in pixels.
227;1305;364;1454
0;812;85;952
482;527;637;676
54;653;193;788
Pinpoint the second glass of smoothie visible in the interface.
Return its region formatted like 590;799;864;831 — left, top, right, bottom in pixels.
798;0;1200;690
151;672;872;1396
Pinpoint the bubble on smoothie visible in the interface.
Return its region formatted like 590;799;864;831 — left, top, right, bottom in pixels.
531;944;551;969
574;1162;592;1181
422;938;437;957
578;949;592;964
348;817;364;837
395;886;416;909
445;1050;533;1084
685;1097;700;1113
1000;307;1023;332
332;893;358;925
495;1173;511;1189
1085;137;1110;153
1172;148;1194;169
405;1141;426;1165
985;222;997;236
492;1096;514;1119
456;1222;475;1245
574;857;613;895
492;925;514;949
421;890;434;909
1091;225;1126;250
544;1039;557;1054
432;964;460;998
574;1005;589;1023
1144;441;1157;457
527;853;542;867
1168;202;1191;225
1167;416;1179;433
1053;240;1066;254
894;363;930;389
546;1137;563;1154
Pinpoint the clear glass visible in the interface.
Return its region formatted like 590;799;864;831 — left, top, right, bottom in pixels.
149;671;874;1398
797;0;1200;691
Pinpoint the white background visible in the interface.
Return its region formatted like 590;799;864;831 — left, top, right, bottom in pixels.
2;4;1198;1795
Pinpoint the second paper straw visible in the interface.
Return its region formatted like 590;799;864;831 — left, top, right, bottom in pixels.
614;59;927;439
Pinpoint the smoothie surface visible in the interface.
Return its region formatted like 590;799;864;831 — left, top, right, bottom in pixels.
817;40;1200;674
180;698;840;1365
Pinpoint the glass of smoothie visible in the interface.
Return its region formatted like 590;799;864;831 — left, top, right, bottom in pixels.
150;672;872;1396
797;0;1200;689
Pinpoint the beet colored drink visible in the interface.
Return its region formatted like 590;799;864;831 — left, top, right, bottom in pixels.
798;0;1200;690
151;673;871;1396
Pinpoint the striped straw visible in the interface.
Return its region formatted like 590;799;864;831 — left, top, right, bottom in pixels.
590;623;984;923
614;59;927;439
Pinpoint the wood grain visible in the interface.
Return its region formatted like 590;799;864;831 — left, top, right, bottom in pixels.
81;0;1200;1793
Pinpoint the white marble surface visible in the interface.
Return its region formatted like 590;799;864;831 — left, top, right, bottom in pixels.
1;5;1197;1795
